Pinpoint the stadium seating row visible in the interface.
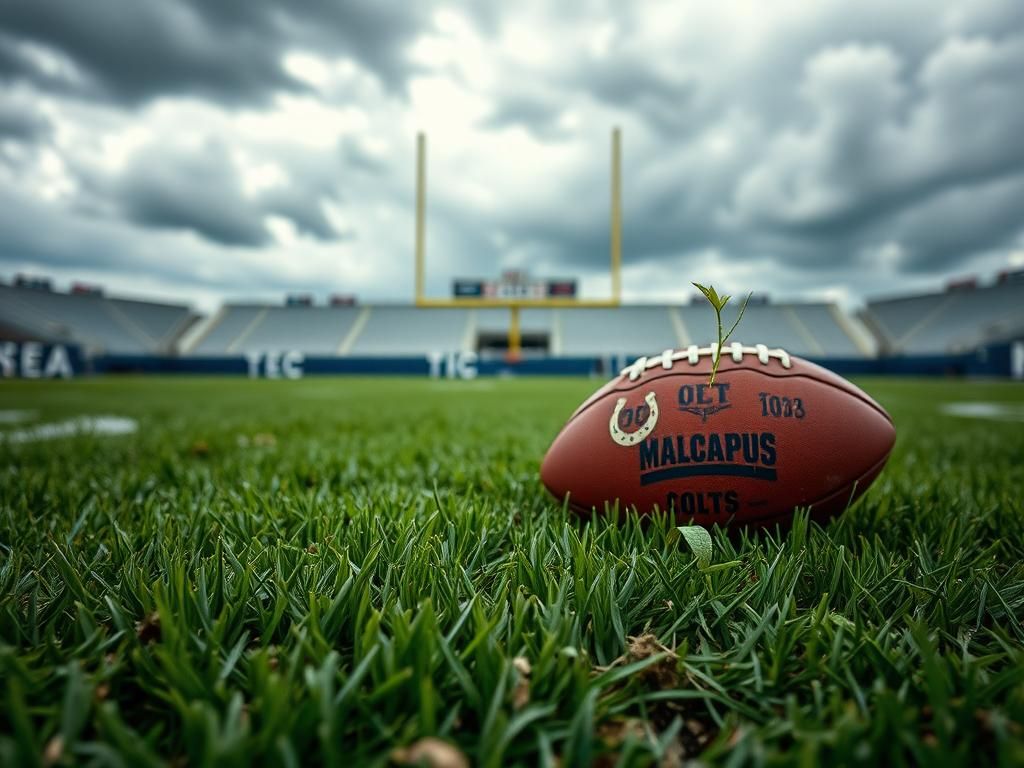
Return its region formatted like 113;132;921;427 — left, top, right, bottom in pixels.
0;284;196;354
184;302;870;358
3;278;1021;359
863;280;1024;354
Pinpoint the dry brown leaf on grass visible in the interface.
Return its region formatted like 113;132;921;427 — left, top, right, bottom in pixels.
659;737;685;768
593;718;651;768
391;737;469;768
600;633;680;690
512;656;532;710
42;735;63;767
595;634;718;763
598;717;647;747
252;432;277;447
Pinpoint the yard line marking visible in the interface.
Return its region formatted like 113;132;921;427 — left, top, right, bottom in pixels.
940;402;1024;423
1;416;138;444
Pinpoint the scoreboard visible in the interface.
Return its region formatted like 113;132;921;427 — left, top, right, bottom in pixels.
453;280;486;298
453;271;577;300
546;280;577;297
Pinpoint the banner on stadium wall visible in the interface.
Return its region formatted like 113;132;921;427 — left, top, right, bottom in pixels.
94;352;604;378
0;341;80;379
76;345;1024;379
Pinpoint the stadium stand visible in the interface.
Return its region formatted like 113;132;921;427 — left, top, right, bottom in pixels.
190;306;265;355
559;306;677;356
240;306;361;354
805;306;868;356
108;298;196;349
865;279;1024;354
676;302;869;358
12;271;1019;363
348;307;470;356
0;283;195;354
190;305;362;355
682;304;797;353
475;303;869;358
475;308;554;335
787;305;866;357
171;301;870;358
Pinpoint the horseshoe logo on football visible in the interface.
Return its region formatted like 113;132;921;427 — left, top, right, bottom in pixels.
609;392;659;446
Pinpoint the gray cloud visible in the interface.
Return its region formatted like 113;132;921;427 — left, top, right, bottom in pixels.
1;0;1024;306
463;13;1024;284
0;34;32;83
112;141;270;246
482;87;569;139
0;2;296;105
578;56;698;135
884;175;1024;270
718;35;1024;272
94;140;349;246
259;185;347;242
0;183;356;302
0;0;428;105
341;140;389;175
0;98;50;141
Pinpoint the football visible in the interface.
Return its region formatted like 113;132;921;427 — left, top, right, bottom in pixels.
541;343;896;528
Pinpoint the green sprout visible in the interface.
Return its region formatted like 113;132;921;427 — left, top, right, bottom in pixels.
692;282;752;386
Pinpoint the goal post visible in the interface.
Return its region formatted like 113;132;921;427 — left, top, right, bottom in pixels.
610;126;622;304
413;129;624;357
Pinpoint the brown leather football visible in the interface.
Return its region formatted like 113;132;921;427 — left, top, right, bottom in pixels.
540;343;896;528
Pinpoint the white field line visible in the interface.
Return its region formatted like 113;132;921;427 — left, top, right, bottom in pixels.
1;416;138;444
940;402;1024;423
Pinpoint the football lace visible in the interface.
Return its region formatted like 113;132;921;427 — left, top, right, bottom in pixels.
621;342;792;381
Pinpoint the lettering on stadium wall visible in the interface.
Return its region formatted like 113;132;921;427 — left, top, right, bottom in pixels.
638;432;777;485
244;351;305;379
0;342;77;379
426;351;478;380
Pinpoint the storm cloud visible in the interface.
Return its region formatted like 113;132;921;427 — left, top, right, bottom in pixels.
0;0;429;104
0;0;1022;309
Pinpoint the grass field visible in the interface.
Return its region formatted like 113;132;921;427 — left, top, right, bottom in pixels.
2;375;1024;767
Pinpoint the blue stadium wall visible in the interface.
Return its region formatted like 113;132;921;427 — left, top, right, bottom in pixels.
3;340;1022;379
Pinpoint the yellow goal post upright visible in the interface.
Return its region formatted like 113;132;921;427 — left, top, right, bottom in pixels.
414;128;623;359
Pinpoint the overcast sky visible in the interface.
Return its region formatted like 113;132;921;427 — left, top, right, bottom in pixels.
1;0;1023;310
